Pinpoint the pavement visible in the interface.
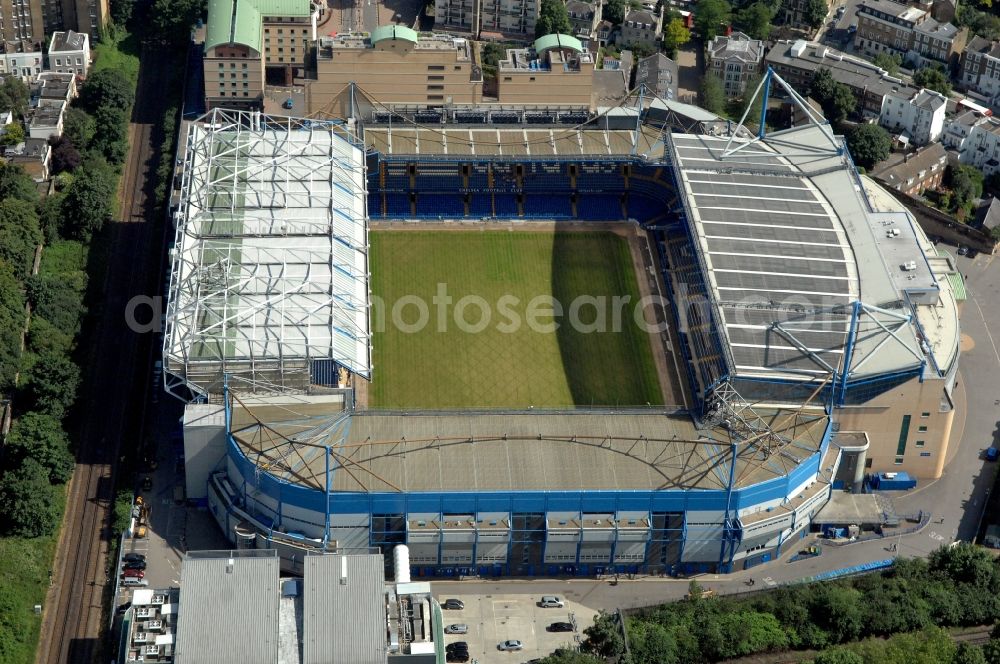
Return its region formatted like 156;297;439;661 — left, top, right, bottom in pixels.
816;0;862;50
674;38;703;105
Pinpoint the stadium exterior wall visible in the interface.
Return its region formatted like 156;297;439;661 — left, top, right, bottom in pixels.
205;417;833;577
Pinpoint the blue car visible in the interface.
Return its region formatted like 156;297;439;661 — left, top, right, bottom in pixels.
282;98;294;110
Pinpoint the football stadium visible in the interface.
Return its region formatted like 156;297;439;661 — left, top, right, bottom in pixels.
165;72;962;577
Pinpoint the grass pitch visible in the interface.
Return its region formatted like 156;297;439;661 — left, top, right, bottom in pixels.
369;231;663;409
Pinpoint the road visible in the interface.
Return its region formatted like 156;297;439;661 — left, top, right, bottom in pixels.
35;43;172;664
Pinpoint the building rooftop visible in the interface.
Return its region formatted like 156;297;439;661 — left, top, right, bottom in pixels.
165;109;371;398
858;0;927;22
914;17;959;39
175;550;281;664
593;68;628;103
766;41;917;105
30;102;63;128
205;0;311;53
976;196;1000;230
1;39;42;53
317;31;472;56
119;589;179;664
870;142;947;190
303;554;386;664
635;53;677;99
499;40;593;72
911;88;947;111
709;31;763;62
33;72;74;100
229;398;829;494
50;30;87;52
623;9;659;26
670;122;937;385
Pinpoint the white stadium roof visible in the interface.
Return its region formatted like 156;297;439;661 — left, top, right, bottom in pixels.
669;119;937;386
164;109;371;398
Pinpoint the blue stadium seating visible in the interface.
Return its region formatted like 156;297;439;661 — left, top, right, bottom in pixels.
415;194;465;217
494;195;518;217
577;195;624;221
469;196;493;217
523;195;571;218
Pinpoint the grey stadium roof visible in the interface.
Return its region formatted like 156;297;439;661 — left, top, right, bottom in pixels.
304;554;386;664
669;123;934;384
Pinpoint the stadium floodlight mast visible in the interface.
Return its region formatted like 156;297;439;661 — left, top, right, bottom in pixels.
720;66;843;160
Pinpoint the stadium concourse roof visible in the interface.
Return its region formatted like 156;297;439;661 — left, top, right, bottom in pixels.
227;394;828;493
164;109;371;399
363;125;665;158
669;121;936;385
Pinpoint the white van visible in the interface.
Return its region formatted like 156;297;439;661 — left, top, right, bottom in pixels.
122;577;149;587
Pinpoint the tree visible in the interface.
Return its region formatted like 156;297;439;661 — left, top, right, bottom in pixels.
814;649;865;664
700;73;727;115
954;643;989;664
810;68;856;125
0;121;24;147
0;162;38;203
110;0;133;26
152;0;207;43
873;52;902;76
913;66;952;96
60;160;117;240
62;106;96;151
49;136;82;174
537;651;605;664
583;611;626;657
36;192;65;244
662;17;691;56
605;0;627;24
20;349;81;418
79;68;136;114
736;1;775;40
846;123;891;169
535;0;572;36
0;199;42;280
0;76;29;118
0;261;26;392
950;164;985;210
695;0;731;40
804;0;828;29
26;271;88;338
91;104;130;164
4;412;75;484
0;458;60;537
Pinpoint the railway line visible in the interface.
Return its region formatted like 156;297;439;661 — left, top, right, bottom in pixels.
35;44;171;664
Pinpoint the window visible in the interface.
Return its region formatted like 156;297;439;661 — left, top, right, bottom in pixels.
896;414;910;457
55;58;61;65
894;456;904;465
915;440;925;447
428;94;444;100
428;75;444;80
427;85;443;90
428;64;445;70
920;412;930;418
917;425;928;432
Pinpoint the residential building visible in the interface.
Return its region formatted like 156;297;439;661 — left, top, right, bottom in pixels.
960;36;1000;107
708;31;764;97
871;142;948;195
309;28;483;111
879;87;946;145
942;110;1000;175
33;71;76;106
0;0;107;43
4;137;50;180
766;40;918;116
434;0;539;37
48;30;89;78
566;0;601;42
203;0;317;110
854;0;928;57
595;19;613;46
0;39;43;81
854;0;964;66
496;33;595;107
617;8;661;50
634;52;677;100
28;100;64;139
910;18;966;68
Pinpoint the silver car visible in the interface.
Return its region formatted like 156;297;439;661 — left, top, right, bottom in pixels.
498;640;523;651
445;624;469;635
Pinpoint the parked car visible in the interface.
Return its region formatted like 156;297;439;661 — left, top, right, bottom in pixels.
446;642;468;653
547;621;574;632
445;624;468;634
985;447;999;462
957;245;969;256
538;596;564;608
446;653;469;663
124;560;147;571
442;598;465;610
123;553;145;563
123;568;145;579
498;640;523;651
283;98;295;110
122;578;148;587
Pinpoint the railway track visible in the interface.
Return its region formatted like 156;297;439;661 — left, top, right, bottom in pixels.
35;44;170;664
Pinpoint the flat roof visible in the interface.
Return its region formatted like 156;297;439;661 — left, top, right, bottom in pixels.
165;109;371;397
669;124;932;383
175;551;281;664
230;400;828;493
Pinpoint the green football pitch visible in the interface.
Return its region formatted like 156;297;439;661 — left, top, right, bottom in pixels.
368;231;663;409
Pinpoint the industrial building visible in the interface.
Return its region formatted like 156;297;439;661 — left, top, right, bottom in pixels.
167;73;961;578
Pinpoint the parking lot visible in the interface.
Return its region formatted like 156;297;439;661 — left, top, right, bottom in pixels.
435;591;599;663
